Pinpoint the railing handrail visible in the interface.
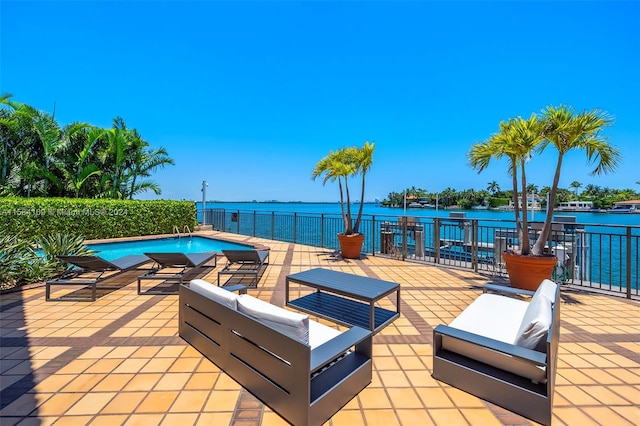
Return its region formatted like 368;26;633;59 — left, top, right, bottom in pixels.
199;207;639;299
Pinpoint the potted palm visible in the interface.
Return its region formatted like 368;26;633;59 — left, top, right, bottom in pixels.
312;141;375;259
468;105;620;290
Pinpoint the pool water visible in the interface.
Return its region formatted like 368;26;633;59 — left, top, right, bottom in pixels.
87;236;251;261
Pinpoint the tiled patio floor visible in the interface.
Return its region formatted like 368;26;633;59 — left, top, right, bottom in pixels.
1;231;639;425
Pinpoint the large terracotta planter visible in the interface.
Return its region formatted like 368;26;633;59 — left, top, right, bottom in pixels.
502;251;557;291
337;233;365;259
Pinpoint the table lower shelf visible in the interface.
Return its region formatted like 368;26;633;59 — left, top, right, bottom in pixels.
287;291;398;332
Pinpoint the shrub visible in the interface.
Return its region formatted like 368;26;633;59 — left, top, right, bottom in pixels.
0;198;196;239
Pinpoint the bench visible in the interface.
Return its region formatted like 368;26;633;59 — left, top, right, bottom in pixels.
433;280;560;426
179;279;373;426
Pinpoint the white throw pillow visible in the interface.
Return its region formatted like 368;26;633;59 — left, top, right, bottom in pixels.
189;279;239;310
237;295;310;345
514;293;553;352
534;279;558;302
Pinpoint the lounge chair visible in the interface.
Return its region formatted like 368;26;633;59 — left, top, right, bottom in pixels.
138;252;217;295
217;249;269;288
46;254;150;301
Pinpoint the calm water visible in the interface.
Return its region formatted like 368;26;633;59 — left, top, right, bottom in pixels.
199;202;639;228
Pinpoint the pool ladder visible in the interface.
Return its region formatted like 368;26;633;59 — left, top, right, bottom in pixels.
173;225;192;239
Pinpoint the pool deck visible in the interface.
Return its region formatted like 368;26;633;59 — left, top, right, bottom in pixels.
1;230;639;425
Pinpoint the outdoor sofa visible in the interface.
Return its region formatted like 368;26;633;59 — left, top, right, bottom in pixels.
433;279;560;426
179;279;373;426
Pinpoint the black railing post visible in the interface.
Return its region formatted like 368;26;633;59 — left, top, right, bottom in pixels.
294;212;297;243
434;218;440;264
371;215;376;256
627;226;632;299
271;212;275;240
253;211;257;237
321;214;325;248
401;216;407;261
472;219;478;272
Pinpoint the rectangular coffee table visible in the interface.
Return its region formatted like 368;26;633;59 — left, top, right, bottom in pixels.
285;268;400;334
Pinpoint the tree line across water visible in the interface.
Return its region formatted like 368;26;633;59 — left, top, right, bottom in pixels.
383;182;640;210
0;94;174;199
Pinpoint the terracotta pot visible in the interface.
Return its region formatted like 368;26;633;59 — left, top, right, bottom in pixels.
337;233;365;259
502;251;557;291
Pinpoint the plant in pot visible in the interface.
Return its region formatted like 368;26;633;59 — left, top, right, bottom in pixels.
468;105;620;290
312;141;375;259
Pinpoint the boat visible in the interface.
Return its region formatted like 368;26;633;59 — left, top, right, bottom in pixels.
408;202;423;208
607;200;640;214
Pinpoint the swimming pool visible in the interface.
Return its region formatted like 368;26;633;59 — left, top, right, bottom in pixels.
87;236;252;261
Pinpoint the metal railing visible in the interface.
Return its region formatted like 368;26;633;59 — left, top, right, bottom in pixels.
202;208;639;299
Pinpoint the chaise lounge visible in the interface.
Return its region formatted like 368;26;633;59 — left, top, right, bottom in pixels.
432;279;560;426
46;254;150;301
217;249;270;288
138;252;217;294
179;278;373;426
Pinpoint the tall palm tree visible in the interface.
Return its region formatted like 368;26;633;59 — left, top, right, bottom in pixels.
312;141;374;236
487;180;500;195
531;105;620;255
352;141;374;234
125;145;174;199
570;180;582;197
61;124;102;197
469;114;544;255
14;103;64;196
312;149;354;234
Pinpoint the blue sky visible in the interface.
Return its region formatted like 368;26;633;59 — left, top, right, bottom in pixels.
2;0;639;202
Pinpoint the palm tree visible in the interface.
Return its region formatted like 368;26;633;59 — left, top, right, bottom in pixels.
469;114;544;255
125;145;174;199
61;124;102;197
14;103;64;196
570;181;582;197
531;105;620;255
487;180;500;195
313;141;374;236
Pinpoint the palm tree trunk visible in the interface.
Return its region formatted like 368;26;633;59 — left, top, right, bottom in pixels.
353;173;366;234
519;159;530;255
532;155;563;255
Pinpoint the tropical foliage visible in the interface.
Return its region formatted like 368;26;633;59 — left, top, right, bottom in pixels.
0;95;174;199
468;104;621;256
312;141;375;235
0;230;95;291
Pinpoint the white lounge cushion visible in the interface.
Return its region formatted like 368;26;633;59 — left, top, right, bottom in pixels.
449;293;529;344
534;279;558;302
308;320;342;350
514;292;553;352
237;295;310;345
444;292;548;383
190;279;239;310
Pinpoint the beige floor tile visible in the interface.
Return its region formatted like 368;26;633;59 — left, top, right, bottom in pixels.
363;409;400;426
101;391;147;414
66;392;116;415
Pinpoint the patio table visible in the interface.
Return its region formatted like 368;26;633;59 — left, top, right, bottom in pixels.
285;268;400;334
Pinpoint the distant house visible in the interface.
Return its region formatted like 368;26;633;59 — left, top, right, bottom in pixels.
508;194;544;210
556;201;594;212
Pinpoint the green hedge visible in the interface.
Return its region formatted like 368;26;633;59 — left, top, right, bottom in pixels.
0;198;197;240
